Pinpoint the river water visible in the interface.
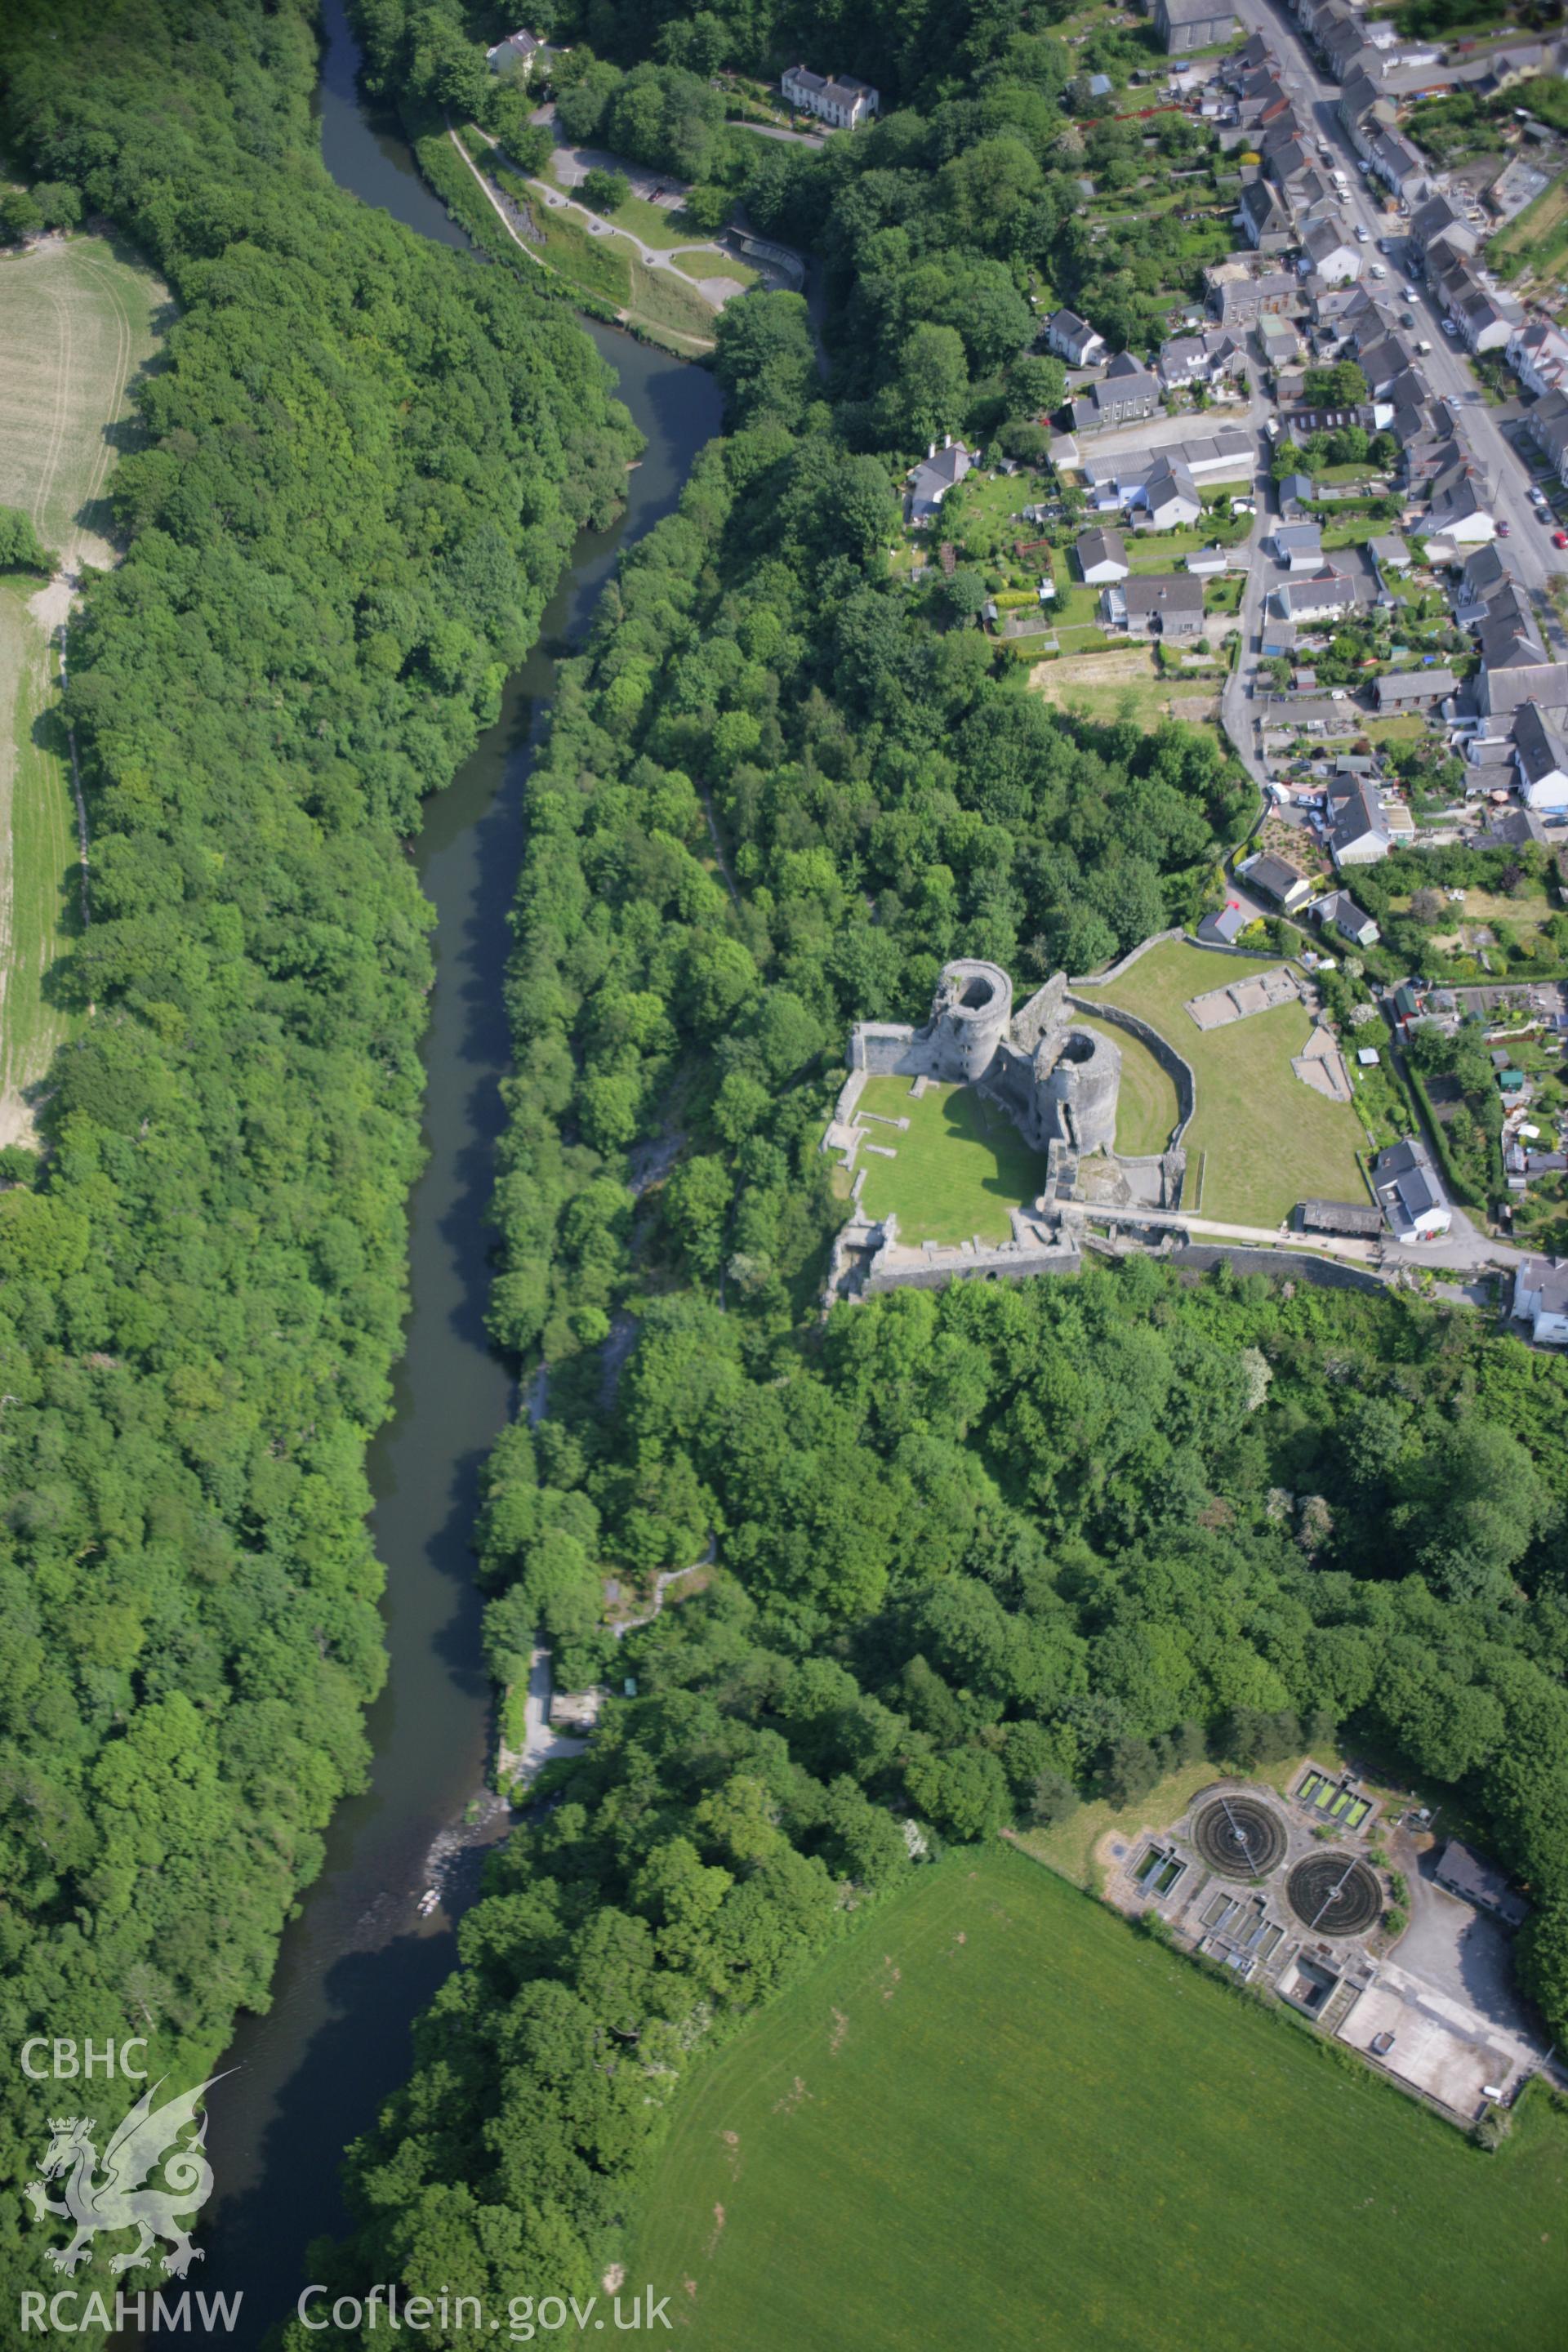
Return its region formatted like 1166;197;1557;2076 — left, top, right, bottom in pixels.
196;7;720;2336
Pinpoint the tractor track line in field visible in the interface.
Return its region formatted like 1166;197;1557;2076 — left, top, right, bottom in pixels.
29;280;73;544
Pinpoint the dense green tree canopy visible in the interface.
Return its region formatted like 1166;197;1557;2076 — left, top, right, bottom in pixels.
0;0;637;2288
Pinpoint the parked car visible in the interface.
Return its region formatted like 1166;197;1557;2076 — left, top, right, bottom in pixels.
1356;224;1370;243
1441;318;1458;335
1554;531;1568;549
1497;520;1510;537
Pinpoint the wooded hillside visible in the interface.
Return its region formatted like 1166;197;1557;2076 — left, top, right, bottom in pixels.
0;0;636;2278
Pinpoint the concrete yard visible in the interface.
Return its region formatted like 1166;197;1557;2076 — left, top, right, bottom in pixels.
1339;1961;1537;2122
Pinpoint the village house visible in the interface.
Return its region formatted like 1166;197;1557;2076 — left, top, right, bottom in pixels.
1156;330;1246;391
1366;126;1428;198
1313;889;1379;946
1456;540;1517;619
1431;255;1522;354
781;65;880;127
1075;527;1130;586
1337;69;1392;147
1274;569;1359;622
1327;775;1391;867
1242;850;1314;911
1205;260;1299;328
1241;179;1294;256
1513;1259;1568;1347
1258;312;1303;369
485;27;559;79
1374;667;1457;711
1508;322;1568;401
1410;191;1478;269
1101;573;1206;637
1525;387;1568;484
906;439;972;526
1070;351;1163;434
1197;899;1250;945
1045;308;1107;368
1272;519;1323;571
1155;0;1238;52
1142;453;1202;530
1480;644;1568;719
1298;216;1363;285
1514;702;1568;813
1373;1136;1450;1241
1473;585;1539;653
1356;331;1419;396
1427;465;1496;545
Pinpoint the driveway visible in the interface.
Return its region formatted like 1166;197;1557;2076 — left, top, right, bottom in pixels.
1391;1829;1543;2048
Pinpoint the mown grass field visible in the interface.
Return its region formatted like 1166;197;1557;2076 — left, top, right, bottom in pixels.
627;1845;1568;2352
0;234;163;1141
853;1076;1045;1244
1078;939;1367;1226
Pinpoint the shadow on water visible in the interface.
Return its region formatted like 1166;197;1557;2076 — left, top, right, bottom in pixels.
189;6;722;2337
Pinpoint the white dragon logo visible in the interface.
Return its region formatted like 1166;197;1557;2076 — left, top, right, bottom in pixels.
25;2074;227;2278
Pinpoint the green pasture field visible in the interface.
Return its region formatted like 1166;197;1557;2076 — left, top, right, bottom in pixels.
626;1843;1568;2352
0;234;162;1141
851;1076;1045;1244
1078;938;1367;1225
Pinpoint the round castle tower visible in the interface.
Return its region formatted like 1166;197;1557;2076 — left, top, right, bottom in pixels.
929;960;1012;1082
1038;1026;1120;1156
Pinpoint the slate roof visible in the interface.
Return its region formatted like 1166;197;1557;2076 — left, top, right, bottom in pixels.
1515;702;1568;791
1123;572;1205;622
1330;776;1390;856
1246;851;1309;902
1374;667;1457;706
1278;570;1357;617
1374;1136;1446;1230
1076;526;1129;574
1435;1841;1530;1925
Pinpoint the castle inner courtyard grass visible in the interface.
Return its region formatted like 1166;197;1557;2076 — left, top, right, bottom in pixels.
1077;939;1370;1227
853;1076;1046;1245
626;1844;1568;2352
1075;1014;1180;1157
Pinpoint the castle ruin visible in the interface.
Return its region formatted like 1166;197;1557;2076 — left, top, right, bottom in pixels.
822;958;1191;1303
835;959;1186;1200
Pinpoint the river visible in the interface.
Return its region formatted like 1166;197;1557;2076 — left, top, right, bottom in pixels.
195;7;720;2336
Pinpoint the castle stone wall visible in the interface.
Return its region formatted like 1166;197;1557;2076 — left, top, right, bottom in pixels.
1066;994;1195;1147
